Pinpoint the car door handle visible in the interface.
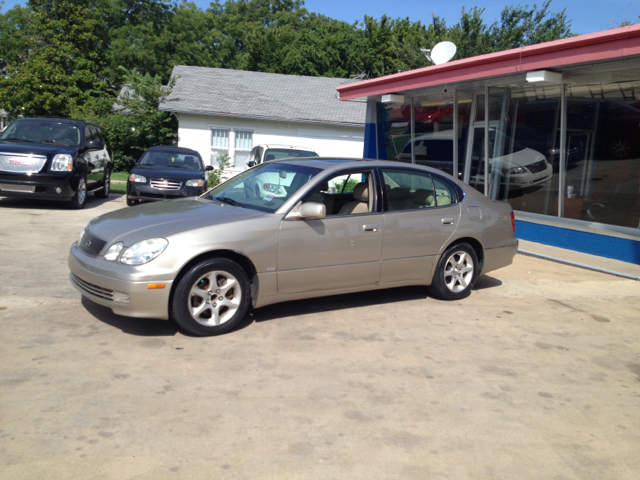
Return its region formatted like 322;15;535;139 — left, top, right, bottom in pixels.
441;218;454;225
363;224;380;232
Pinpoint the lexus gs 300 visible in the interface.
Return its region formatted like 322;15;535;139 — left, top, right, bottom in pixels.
69;158;518;336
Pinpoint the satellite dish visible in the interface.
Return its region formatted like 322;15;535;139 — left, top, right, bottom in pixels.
421;41;457;65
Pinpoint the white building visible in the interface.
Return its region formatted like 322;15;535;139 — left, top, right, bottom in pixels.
159;66;366;173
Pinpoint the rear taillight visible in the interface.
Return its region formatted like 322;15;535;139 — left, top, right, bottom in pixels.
511;211;516;232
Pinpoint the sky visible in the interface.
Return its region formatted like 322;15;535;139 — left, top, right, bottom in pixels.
1;0;638;36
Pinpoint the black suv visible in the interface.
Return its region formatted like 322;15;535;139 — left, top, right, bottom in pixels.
0;117;112;208
126;146;212;206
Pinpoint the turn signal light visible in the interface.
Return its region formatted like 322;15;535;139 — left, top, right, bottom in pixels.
147;283;166;289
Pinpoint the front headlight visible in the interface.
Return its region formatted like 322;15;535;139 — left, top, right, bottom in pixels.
505;166;527;175
120;238;168;265
186;179;204;187
129;173;147;183
51;154;73;172
104;242;123;261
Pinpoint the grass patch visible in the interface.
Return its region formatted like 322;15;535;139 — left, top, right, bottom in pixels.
112;171;129;182
111;182;127;194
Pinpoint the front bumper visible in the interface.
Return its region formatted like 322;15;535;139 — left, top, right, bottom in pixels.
127;182;206;202
0;172;77;200
68;243;173;320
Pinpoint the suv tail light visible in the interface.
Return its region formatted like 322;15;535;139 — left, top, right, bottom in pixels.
511;211;516;232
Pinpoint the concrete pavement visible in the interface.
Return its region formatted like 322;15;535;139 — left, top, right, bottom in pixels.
1;194;639;479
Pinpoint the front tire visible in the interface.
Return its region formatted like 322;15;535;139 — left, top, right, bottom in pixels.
171;258;250;336
428;243;478;300
69;174;87;209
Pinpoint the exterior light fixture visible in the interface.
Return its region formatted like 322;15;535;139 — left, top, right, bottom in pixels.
526;70;562;83
381;94;405;104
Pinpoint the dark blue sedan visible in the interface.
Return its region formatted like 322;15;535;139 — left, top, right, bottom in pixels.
126;146;213;206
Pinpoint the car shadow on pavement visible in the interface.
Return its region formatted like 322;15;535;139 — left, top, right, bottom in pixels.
82;297;179;336
0;194;123;210
248;286;430;325
473;275;503;290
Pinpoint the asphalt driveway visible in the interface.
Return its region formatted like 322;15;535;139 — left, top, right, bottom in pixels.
1;194;639;479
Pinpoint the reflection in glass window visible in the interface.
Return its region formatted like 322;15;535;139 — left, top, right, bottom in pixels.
204;162;321;213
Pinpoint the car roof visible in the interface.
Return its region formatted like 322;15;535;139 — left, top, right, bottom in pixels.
271;157;461;176
145;145;201;156
20;116;99;127
260;144;318;152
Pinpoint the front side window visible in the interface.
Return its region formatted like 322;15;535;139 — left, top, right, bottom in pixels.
382;169;437;211
303;171;373;216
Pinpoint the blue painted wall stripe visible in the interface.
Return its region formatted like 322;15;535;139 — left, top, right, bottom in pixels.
363;123;377;158
516;220;640;265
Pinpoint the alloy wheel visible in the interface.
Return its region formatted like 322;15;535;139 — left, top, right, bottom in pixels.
188;270;242;326
443;250;474;293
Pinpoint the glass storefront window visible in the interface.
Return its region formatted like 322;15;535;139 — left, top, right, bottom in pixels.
562;80;640;228
374;75;640;232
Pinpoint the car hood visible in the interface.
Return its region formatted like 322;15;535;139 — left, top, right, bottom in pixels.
132;164;204;180
0;140;77;156
493;148;546;168
87;198;266;245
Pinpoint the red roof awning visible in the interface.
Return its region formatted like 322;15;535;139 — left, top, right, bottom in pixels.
337;24;640;101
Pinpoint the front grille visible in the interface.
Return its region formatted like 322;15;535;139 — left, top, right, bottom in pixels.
79;231;107;257
71;273;114;301
526;160;548;174
0;153;47;173
150;179;181;190
0;183;35;193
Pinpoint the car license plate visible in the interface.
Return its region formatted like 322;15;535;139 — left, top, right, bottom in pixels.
0;183;35;193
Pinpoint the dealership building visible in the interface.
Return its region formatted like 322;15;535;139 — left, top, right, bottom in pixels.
337;25;640;265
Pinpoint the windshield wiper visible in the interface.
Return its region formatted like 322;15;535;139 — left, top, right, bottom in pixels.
1;137;31;142
214;196;245;208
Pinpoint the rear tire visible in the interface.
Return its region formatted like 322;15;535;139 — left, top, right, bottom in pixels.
95;169;110;199
428;243;478;300
69;174;87;209
171;258;250;336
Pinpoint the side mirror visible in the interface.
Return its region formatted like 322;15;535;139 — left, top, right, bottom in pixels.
130;158;138;164
246;160;256;168
205;165;214;171
299;202;326;220
86;140;104;151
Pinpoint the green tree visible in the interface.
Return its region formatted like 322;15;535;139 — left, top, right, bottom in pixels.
76;68;178;172
0;0;108;116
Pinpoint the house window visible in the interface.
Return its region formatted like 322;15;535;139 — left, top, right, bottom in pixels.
211;128;229;165
234;130;253;167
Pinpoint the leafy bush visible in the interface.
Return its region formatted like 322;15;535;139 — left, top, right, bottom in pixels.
206;153;232;188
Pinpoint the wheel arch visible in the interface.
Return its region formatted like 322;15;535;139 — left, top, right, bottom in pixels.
169;250;259;314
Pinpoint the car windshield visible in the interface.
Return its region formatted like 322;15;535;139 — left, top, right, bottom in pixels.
139;151;204;171
203;162;321;213
0;120;82;147
263;148;318;162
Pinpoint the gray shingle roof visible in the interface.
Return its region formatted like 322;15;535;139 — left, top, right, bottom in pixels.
159;66;365;126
